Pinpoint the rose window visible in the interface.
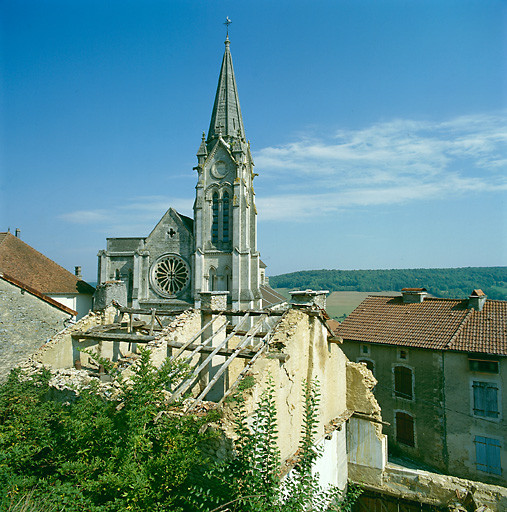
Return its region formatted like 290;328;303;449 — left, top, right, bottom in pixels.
150;255;190;297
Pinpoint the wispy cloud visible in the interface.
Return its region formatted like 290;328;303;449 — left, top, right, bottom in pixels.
255;112;507;221
59;197;193;235
59;113;507;227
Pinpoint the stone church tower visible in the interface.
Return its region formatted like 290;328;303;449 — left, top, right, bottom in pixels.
96;36;271;311
193;36;261;310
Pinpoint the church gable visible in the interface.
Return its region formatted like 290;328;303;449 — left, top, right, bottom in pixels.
145;208;194;262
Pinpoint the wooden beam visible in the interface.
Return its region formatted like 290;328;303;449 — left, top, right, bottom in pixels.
167;340;258;359
226;327;268;338
72;332;156;342
119;306;190;316
200;309;285;316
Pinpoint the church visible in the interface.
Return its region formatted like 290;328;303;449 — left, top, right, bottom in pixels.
97;35;283;311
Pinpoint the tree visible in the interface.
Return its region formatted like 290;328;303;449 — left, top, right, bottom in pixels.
188;379;361;511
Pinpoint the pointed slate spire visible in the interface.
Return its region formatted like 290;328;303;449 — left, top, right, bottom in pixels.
207;36;246;146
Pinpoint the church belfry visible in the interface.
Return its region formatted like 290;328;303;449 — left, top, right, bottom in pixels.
193;35;262;309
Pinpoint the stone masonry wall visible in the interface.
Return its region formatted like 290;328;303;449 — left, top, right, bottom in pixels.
0;278;71;381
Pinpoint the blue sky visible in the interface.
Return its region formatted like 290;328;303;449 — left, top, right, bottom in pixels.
1;0;506;281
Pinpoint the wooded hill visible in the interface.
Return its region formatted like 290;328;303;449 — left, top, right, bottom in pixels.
269;267;507;301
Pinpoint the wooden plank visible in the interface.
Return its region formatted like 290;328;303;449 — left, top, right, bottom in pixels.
200;308;284;316
188;315;267;411
170;313;251;402
218;345;267;406
169;313;224;361
72;332;157;342
119;306;190;316
166;340;259;360
149;308;156;336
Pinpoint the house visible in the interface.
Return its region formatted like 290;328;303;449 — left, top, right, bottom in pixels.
0;231;95;319
0;231;95;379
335;287;507;486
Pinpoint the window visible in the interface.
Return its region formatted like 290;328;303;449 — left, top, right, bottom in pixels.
396;412;415;447
360;344;370;356
469;358;499;374
222;192;230;242
358;359;374;374
212;192;219;243
475;436;501;475
398;349;408;361
209;267;217;291
473;381;499;418
394;365;413;400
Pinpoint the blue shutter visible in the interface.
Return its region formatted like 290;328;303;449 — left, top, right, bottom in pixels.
475;436;502;475
485;384;499;418
486;438;502;475
475;436;488;471
473;382;485;416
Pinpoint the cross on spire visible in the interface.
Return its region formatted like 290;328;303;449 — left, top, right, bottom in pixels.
224;17;232;37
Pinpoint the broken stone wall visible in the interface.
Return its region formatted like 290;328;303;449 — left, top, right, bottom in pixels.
235;308;350;489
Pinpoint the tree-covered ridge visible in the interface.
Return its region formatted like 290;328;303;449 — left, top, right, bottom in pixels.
270;267;507;300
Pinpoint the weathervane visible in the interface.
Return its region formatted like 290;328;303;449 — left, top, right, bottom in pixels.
224;17;232;37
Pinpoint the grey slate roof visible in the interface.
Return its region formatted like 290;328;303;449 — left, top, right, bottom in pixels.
207;37;245;145
260;285;287;308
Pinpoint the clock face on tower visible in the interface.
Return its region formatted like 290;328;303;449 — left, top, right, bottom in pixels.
211;161;227;179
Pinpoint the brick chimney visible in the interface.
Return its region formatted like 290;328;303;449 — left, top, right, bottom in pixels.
401;288;428;304
468;289;486;311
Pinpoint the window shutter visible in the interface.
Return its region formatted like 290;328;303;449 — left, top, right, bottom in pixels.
485;384;499;418
395;366;413;399
396;412;415;447
475;436;502;475
487;438;502;475
473;382;486;416
475;436;488;471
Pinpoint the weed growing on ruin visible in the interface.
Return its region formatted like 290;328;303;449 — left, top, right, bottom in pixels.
188;379;360;511
0;350;218;512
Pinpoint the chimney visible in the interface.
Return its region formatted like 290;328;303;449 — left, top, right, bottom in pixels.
289;289;329;310
401;288;428;304
15;228;20;238
468;289;486;312
75;266;82;279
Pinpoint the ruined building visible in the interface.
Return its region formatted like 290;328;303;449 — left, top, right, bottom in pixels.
96;36;279;311
10;35;507;511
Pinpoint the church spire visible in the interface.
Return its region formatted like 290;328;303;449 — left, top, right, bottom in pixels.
207;36;246;146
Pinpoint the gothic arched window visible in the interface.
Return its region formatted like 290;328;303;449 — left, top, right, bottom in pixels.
224;266;231;292
209;267;217;291
212;192;219;243
223;191;230;242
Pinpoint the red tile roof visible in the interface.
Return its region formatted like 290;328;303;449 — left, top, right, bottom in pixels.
334;295;507;356
0;232;95;295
